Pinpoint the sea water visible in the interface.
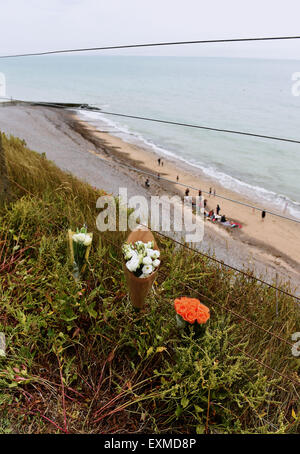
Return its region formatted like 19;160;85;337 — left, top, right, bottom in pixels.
1;55;300;218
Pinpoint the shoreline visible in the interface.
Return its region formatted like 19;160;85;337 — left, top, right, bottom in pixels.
69;112;300;272
77;111;300;222
0;104;299;293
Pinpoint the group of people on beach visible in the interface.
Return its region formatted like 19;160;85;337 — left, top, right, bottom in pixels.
144;158;268;225
180;187;233;225
203;203;244;228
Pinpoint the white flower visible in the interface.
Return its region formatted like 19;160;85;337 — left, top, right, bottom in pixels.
123;246;134;261
125;251;134;261
139;274;146;279
135;241;144;248
136;243;146;256
151;250;160;259
142;256;152;265
83;235;92;247
126;252;140;272
152;259;160;268
73;233;86;243
77;233;86;243
142;264;153;275
146;248;160;259
123;241;158;275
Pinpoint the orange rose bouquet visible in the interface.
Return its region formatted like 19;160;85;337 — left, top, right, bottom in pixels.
174;297;210;334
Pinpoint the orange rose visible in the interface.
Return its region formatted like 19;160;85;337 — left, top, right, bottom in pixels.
184;309;197;324
174;297;210;325
196;303;210;324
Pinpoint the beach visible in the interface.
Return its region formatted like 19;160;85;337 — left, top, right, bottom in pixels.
0;104;299;292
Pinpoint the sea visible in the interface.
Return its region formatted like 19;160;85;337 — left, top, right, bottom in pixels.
1;55;300;218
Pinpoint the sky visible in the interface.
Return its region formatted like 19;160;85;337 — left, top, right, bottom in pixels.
0;0;300;59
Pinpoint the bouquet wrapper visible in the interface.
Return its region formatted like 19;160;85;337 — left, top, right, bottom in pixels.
68;230;93;278
123;227;160;309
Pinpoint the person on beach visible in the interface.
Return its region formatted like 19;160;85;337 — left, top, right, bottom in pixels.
204;199;207;208
185;188;190;197
209;210;215;220
261;210;266;221
157;173;160;180
198;189;202;197
161;161;164;167
216;204;221;215
176;175;179;182
221;214;226;223
213;188;216;197
158;158;161;166
209;187;212;197
145;178;150;188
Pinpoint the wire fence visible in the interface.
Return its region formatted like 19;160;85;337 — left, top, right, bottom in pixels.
1;34;300;58
6;171;300;306
3;100;300;303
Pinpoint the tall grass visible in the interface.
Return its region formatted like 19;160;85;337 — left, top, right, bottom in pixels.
0;132;299;434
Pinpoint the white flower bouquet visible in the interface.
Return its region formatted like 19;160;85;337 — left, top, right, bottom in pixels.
122;240;160;278
122;227;160;309
68;225;93;279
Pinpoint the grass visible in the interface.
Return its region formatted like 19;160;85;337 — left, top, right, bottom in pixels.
0;131;299;434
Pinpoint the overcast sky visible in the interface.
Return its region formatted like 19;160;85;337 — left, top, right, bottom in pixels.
1;0;300;59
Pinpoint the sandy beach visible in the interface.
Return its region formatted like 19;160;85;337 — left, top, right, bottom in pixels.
71;112;300;286
0;104;299;293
